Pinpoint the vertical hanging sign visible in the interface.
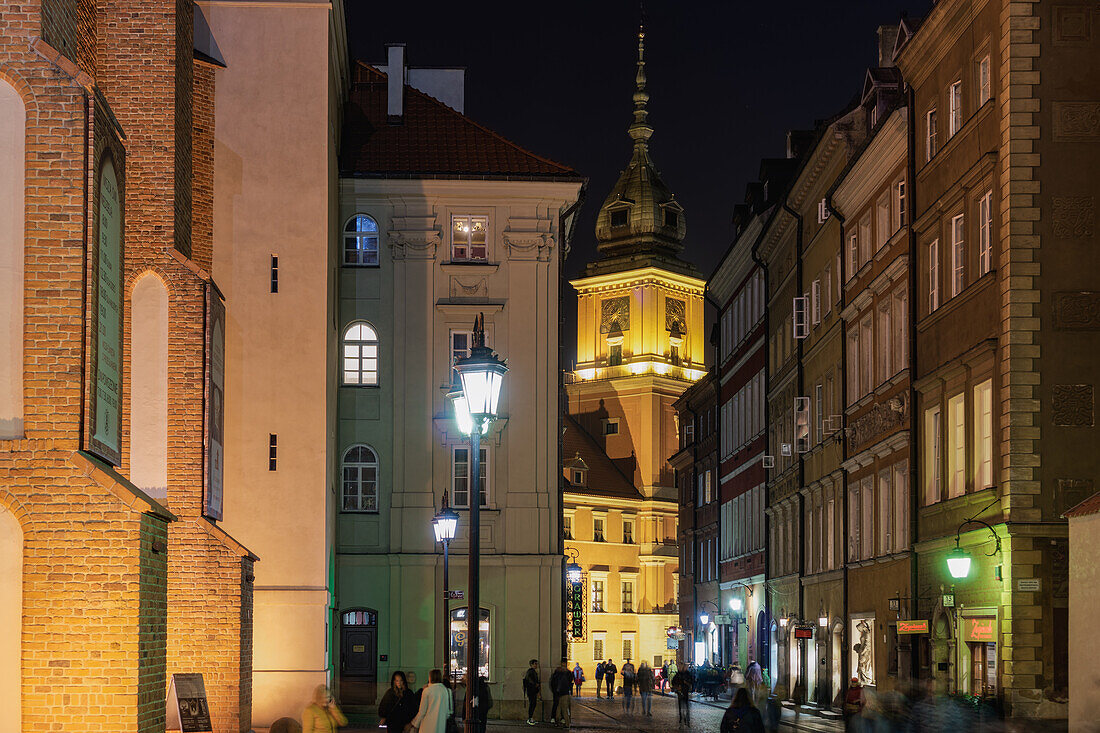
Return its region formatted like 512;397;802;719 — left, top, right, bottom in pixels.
203;284;225;520
567;578;586;641
89;150;123;465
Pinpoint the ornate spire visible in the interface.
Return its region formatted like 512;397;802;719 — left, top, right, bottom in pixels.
629;24;652;146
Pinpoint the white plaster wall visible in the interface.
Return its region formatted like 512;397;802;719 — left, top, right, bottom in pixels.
0;81;25;438
1070;513;1100;730
128;274;169;499
0;503;22;730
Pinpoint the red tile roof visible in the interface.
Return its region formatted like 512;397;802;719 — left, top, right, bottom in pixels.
562;415;643;500
1063;491;1100;518
341;62;581;180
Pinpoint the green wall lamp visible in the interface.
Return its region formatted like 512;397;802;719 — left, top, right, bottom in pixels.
947;518;1001;580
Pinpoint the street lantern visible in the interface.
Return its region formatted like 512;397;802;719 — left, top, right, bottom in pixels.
730;597;743;613
565;548;583;584
699;612;710;626
447;378;489;437
818;604;828;628
947;546;972;579
433;505;460;543
453;315;507;420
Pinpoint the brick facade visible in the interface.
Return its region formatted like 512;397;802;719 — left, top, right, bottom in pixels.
1;0;255;729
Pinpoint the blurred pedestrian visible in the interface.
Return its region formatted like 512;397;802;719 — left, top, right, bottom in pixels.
621;659;636;712
522;659;542;725
603;659;618;700
467;673;492;733
377;671;416;733
843;676;864;729
572;662;585;697
721;687;765;733
672;666;693;726
549;661;573;726
594;660;605;698
637;660;655;716
302;684;347;732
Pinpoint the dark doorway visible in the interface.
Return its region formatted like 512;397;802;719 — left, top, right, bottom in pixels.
340;608;378;704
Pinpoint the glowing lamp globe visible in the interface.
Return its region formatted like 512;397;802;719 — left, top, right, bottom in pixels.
448;383;489;437
699;613;710;626
947;547;972;579
730;598;743;613
566;561;583;584
454;348;507;420
432;506;459;543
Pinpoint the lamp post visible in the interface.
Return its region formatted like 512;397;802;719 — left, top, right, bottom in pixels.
449;313;506;733
433;494;459;684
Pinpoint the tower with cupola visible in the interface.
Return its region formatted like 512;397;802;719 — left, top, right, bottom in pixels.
567;26;706;502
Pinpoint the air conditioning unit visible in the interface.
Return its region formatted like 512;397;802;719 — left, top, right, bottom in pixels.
762;455;776;469
781;443;792;457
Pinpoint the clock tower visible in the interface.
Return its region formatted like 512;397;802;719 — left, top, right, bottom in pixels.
566;26;706;502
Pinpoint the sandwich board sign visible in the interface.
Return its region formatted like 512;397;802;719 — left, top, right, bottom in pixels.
166;673;213;732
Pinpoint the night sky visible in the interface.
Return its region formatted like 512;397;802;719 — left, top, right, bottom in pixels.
345;1;929;359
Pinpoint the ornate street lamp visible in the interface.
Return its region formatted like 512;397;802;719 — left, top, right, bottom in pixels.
449;313;506;733
433;494;460;683
947;518;1001;580
565;548;583;584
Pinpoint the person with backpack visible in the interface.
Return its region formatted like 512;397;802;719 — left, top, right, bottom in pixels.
549;661;573;726
522;659;542;725
603;659;618;701
594;660;605;699
721;687;765;733
636;661;655;717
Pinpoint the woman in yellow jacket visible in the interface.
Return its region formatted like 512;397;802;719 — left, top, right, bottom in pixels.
302;684;348;732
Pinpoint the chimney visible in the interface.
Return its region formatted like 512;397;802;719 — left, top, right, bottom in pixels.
877;25;899;68
386;43;406;124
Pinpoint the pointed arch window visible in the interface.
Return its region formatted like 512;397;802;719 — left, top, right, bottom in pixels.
342;445;379;512
344;214;380;266
342;322;379;386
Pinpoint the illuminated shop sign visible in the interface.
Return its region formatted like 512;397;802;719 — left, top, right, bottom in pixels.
897;619;929;635
963;617;998;643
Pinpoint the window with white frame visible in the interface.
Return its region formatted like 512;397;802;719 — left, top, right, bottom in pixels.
979;191;992;276
973;379;993;489
452;446;488;507
591;579;605;612
894;180;906;231
451;215;488;261
342;445;379;512
861;477;874;560
948;393;966;498
593;633;605;660
926;107;938;161
815;383;824;443
929;240;940;312
892;461;909;552
878;469;892;556
811;279;821;324
949;81;962;137
951;214;965;297
979;55;991;106
924;405;942;505
877;301;892;385
621;580;634;612
593;516;606;542
847;233;859;279
343;322;380;385
859;316;873;398
877;192;891;249
859;215;872;266
344;214;380;266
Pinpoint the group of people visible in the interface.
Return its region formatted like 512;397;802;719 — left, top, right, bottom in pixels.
374;669;490;733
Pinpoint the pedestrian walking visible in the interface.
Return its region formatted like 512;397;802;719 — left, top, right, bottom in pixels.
637;661;655;716
603;659;618;700
377;671;417;733
671;666;692;726
572;662;585;697
721;687;765;733
302;684;348;732
549;661;573;727
620;659;636;712
660;662;669;693
412;669;453;733
594;660;605;699
522;658;542;725
745;660;764;705
467;674;492;733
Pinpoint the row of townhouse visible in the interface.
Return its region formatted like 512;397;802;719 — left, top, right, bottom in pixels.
679;1;1099;724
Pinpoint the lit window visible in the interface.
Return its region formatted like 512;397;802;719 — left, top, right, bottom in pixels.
592;580;605;612
342;322;379;385
926;108;938;161
948;393;966;498
342;608;377;627
593;517;605;542
949;81;962;137
979;191;992;276
929;240;940;312
342;445;379;512
924;405;942;505
452;215;488;261
563;514;573;540
452;446;488;507
621;581;634;612
973;380;993;489
450;607;490;680
951;215;965;297
344;214;380;266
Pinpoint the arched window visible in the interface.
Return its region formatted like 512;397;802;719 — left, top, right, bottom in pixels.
0;504;22;727
344;214;379;266
342;322;379;385
0;80;26;438
342;445;378;512
129;273;169;499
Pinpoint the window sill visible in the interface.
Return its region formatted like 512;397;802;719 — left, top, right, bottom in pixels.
342;263;381;269
341;384;381;389
341;510;380;515
916;270;996;333
440;261;498;274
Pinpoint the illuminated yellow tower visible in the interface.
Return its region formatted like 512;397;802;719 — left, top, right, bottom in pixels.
567;26;706;502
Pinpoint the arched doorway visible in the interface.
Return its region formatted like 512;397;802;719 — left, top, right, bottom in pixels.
768;622;778;692
0;503;22;728
830;620;844;708
339;608;378;703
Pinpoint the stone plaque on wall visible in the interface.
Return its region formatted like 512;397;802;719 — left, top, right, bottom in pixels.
1053;101;1100;142
1053;291;1100;330
1052;196;1094;238
1052;384;1094;426
1057;478;1095;516
1053;6;1093;45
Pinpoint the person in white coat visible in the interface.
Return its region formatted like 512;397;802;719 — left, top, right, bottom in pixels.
413;669;454;733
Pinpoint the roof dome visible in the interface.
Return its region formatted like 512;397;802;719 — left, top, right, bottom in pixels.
589;28;693;277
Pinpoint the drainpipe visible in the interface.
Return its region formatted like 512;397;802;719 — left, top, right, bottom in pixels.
780;197;806;690
750;231;771;674
904;82;922;686
823;191;848;701
704;286;724;664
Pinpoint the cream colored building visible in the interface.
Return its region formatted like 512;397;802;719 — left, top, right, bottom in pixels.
332;57;584;720
200;0;349;725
